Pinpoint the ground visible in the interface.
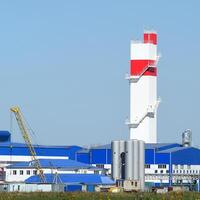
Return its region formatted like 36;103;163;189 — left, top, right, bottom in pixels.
0;192;200;200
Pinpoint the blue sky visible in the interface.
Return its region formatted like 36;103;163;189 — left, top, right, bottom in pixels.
0;1;199;146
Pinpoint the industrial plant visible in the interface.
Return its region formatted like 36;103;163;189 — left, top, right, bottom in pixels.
0;31;200;193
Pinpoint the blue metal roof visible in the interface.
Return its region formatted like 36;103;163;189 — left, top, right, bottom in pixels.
25;174;115;185
76;149;90;153
0;142;82;159
0;142;81;149
82;143;181;151
7;159;95;169
145;143;181;151
91;144;111;149
157;146;189;153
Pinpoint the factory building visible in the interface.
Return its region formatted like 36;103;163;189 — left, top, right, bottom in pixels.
76;139;200;188
5;158;106;183
0;131;82;165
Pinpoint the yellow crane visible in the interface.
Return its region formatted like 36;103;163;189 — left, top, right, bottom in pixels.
10;106;46;183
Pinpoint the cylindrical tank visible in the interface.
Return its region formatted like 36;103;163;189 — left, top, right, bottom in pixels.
133;140;139;180
111;141;120;180
125;140;133;180
138;140;145;191
125;139;145;191
182;129;192;147
111;140;125;180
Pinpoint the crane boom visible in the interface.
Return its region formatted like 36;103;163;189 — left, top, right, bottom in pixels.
10;106;46;183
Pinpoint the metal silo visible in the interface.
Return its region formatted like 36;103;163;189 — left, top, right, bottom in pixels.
138;140;145;191
125;140;133;180
111;140;125;180
133;140;139;180
182;129;192;147
111;140;120;180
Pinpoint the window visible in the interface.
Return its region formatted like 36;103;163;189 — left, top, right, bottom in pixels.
160;170;163;174
187;165;191;169
13;170;17;175
96;164;104;168
174;165;178;169
183;170;185;174
26;170;30;175
135;182;137;187
145;164;150;169
180;170;182;174
176;170;179;173
180;165;184;169
158;165;166;169
33;170;37;175
155;170;158;174
20;170;23;175
196;170;198;174
131;181;134;186
166;170;169;173
173;170;175;173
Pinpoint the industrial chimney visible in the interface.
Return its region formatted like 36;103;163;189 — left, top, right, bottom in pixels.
126;31;160;143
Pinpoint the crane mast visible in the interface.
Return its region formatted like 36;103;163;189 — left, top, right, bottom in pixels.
10;106;46;183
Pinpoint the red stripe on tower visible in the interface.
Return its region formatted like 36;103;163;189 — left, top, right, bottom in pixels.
130;60;157;76
144;32;157;45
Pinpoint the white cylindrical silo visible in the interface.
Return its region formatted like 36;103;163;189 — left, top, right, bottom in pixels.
133;140;139;180
111;140;120;180
125;140;133;180
111;140;125;180
119;140;126;179
138;140;145;191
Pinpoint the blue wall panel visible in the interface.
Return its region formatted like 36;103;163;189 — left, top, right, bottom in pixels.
155;153;170;164
65;185;82;192
91;149;106;164
145;149;154;164
171;148;200;165
107;149;112;164
76;153;90;164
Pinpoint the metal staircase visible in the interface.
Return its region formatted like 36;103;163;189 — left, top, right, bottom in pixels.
126;98;161;128
125;55;160;82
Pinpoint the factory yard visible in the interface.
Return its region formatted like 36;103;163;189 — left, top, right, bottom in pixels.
0;192;199;200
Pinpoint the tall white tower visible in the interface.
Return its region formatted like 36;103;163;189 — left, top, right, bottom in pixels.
127;31;160;143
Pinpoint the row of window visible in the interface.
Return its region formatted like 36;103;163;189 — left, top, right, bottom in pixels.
12;170;37;176
154;170;169;174
173;169;200;174
174;165;191;170
145;164;167;169
158;165;166;169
